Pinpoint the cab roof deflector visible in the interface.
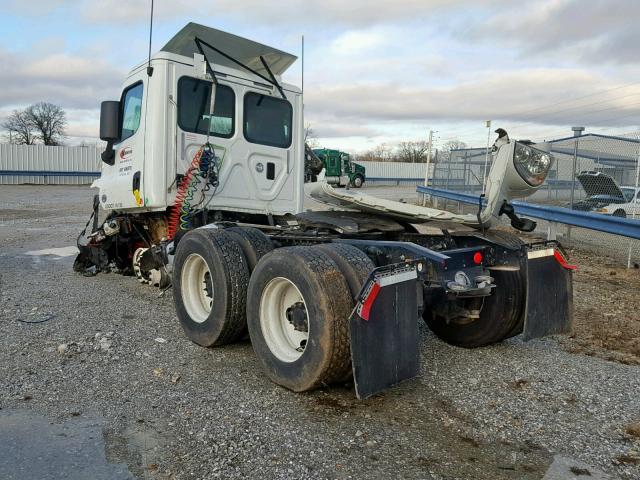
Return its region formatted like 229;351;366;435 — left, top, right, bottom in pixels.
161;22;297;77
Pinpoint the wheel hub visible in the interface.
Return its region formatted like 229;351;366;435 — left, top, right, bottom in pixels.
203;271;213;301
181;253;214;324
286;302;308;332
259;277;310;363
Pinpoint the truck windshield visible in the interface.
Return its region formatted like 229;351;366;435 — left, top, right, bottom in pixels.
178;77;235;138
243;92;292;148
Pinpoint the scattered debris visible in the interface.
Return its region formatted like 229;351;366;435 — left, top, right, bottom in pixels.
570;466;592;476
624;422;640;438
615;454;640;465
542;455;610;480
94;332;114;352
155;337;167;344
17;313;57;324
511;378;529;389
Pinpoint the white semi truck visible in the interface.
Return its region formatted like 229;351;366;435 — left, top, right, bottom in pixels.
76;23;573;399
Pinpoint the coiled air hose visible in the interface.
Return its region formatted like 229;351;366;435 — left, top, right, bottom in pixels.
167;147;204;241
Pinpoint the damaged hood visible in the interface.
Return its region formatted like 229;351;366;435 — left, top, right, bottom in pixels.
305;182;478;225
577;171;625;199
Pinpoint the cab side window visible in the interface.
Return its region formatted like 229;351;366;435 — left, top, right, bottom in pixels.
178;77;235;138
120;82;143;142
243;92;292;148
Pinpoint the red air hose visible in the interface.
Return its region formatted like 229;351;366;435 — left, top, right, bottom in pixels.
167;148;204;241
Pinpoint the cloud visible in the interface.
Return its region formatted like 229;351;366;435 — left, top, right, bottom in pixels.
79;0;502;26
5;0;67;15
330;30;386;55
465;0;640;64
3;0;638;150
311;121;380;139
0;49;123;110
304;68;640;128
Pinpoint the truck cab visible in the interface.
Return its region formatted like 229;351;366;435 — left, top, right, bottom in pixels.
312;148;366;188
94;23;304;218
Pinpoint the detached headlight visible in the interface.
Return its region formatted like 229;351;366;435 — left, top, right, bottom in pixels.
513;143;553;187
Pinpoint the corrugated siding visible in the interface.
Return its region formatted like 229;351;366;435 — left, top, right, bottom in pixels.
0;147;431;186
355;161;431;185
0;144;101;185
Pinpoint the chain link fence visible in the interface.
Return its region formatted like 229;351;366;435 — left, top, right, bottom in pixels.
429;131;640;266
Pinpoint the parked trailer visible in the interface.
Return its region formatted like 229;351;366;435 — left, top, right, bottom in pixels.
75;23;573;399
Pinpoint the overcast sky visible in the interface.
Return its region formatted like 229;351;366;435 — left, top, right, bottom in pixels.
1;0;639;151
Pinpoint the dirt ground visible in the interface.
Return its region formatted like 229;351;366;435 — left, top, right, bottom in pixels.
561;247;640;365
428;196;640;366
1;185;639;479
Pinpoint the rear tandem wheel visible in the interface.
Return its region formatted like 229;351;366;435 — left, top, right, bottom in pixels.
224;226;274;271
246;246;355;392
423;231;527;347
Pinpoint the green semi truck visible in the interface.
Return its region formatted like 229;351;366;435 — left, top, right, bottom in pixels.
312;148;366;188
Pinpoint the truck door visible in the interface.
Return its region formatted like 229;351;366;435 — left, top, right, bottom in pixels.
111;80;146;209
176;76;235;185
176;79;295;212
240;90;294;204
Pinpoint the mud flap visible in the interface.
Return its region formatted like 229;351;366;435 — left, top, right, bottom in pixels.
350;264;420;399
522;248;574;341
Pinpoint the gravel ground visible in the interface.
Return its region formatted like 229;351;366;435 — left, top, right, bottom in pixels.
1;185;639;479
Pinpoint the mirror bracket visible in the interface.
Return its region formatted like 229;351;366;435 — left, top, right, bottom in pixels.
101;140;115;165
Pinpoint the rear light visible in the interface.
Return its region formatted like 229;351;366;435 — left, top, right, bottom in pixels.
473;251;483;265
554;250;577;271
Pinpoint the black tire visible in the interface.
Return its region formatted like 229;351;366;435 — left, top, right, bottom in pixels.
479;229;525;249
225;226;274;271
424;269;526;347
246;247;354;392
613;209;626;218
173;228;249;347
351;175;364;188
314;243;374;299
314;243;375;381
424;231;526;347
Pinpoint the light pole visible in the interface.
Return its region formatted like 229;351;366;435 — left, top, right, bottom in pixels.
482;120;492;194
422;129;434;206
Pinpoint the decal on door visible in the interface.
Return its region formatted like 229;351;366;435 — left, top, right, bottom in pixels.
132;171;143;206
119;147;133;160
119;147;134;177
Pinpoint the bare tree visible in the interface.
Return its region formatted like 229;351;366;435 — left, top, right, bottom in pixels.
26;102;67;145
356;143;392;162
304;122;319;148
397;141;429;163
441;139;467;152
2;109;36;144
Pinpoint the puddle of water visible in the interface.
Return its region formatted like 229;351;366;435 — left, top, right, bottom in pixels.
0;409;135;480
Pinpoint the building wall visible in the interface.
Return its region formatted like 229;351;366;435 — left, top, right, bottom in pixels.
0;144;101;185
355;161;430;185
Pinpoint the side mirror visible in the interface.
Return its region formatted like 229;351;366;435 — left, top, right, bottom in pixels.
100;101;119;165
